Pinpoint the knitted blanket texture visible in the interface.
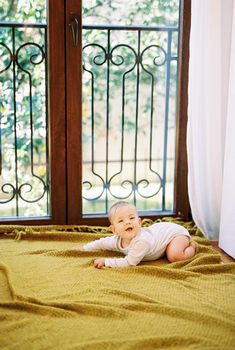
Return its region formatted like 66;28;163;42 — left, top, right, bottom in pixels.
0;218;235;350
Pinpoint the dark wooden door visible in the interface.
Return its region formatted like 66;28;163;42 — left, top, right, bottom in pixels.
65;0;191;225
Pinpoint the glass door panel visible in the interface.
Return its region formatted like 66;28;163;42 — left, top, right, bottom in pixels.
0;0;66;223
82;0;181;216
0;1;49;217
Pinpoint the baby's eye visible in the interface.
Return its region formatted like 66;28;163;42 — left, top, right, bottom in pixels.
118;219;123;223
130;216;135;220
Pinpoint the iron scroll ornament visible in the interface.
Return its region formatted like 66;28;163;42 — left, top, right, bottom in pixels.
82;41;166;201
0;41;48;204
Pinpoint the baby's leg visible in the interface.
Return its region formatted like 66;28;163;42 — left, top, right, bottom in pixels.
166;235;196;263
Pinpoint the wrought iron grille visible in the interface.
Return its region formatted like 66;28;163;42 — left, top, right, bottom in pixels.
0;21;179;218
82;24;179;215
0;22;50;217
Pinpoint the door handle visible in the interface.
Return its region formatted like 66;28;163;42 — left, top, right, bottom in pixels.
69;14;79;47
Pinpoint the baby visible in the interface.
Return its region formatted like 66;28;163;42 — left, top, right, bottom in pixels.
83;201;196;268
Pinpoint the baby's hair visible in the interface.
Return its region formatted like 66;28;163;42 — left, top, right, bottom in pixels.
108;201;137;223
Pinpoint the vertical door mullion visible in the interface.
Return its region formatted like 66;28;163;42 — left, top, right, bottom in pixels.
66;0;83;224
174;0;191;220
48;0;67;224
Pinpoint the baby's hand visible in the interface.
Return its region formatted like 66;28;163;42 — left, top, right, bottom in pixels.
94;258;105;269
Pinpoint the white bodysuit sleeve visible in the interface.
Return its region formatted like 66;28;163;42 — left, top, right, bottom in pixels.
105;240;150;268
83;236;117;251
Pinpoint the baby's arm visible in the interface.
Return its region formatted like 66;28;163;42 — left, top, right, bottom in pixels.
71;235;116;251
83;235;117;251
103;240;150;268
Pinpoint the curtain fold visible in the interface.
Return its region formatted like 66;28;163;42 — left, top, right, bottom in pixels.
187;0;235;257
219;3;235;258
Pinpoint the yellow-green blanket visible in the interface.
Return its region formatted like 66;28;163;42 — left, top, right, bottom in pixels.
0;219;235;350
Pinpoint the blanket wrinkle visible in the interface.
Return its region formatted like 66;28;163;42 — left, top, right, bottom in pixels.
121;302;235;330
45;335;220;350
179;253;222;267
100;288;162;304
185;262;235;274
0;263;17;301
117;266;198;279
0;221;235;350
4;290;230;329
0;299;130;319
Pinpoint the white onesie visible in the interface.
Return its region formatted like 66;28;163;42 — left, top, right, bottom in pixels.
83;222;190;268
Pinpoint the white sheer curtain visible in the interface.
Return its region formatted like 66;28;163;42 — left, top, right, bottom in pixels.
187;0;235;257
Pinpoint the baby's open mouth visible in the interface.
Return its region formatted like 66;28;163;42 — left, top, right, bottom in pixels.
126;227;133;232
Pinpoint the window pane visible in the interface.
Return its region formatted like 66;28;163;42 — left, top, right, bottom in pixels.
82;0;180;215
83;0;179;26
0;1;50;217
0;0;46;23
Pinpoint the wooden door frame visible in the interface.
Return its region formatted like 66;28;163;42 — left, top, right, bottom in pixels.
48;0;67;224
174;0;191;221
66;0;192;225
66;0;83;225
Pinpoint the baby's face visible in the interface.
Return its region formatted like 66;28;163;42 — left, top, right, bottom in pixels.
110;205;141;241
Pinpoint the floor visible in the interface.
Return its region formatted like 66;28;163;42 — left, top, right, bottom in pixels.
210;241;234;263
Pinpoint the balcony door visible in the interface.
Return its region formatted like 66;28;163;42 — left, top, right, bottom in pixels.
0;0;190;225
